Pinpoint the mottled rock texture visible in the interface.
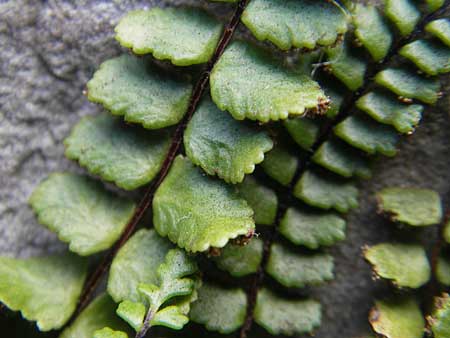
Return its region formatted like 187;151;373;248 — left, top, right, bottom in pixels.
0;1;449;337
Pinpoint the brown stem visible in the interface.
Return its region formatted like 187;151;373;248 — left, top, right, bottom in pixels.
239;229;273;338
136;308;156;338
65;0;250;327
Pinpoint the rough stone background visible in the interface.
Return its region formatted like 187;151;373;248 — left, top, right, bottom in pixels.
0;1;449;337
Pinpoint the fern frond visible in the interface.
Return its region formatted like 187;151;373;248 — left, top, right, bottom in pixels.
3;1;449;337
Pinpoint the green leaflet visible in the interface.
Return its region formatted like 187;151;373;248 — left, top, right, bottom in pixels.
375;67;441;104
0;253;87;331
353;4;393;61
87;54;192;129
356;90;423;134
60;293;131;338
93;328;128;338
364;243;430;288
426;0;445;11
444;219;450;244
279;207;346;249
238;176;278;225
426;19;450;48
241;0;348;50
312;139;372;179
293;170;359;213
115;8;222;66
254;288;321;336
321;79;347;118
213;238;263;277
117;249;198;331
266;242;334;288
437;252;450;286
184;98;273;184
385;0;420;37
334;115;398;157
430;294;450;338
190;282;247;334
108;229;173;303
326;39;367;91
284;117;321;151
369;297;424;338
261;141;298;186
29;173;135;256
153;155;255;252
400;39;450;76
116;301;145;331
293;49;324;76
376;187;443;226
210;41;327;122
65;113;171;190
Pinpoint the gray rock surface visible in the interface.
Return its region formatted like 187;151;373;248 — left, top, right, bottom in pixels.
0;1;449;337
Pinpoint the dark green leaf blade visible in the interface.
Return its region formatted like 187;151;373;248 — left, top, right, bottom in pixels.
353;4;393;61
426;0;445;11
426;19;450;47
261;140;298;186
184;98;273;184
312;139;372;179
284;117;321;151
326;39;367;91
334;115;399;157
266;242;334;288
385;0;420;37
321;79;347;118
279;207;346;249
238;176;278;225
444;219;450;244
437;252;450;286
65;113;171;190
213;238;263;277
375;67;441;104
400;39;450;76
293;170;359;213
356;90;423;134
254;288;321;336
190;282;247;334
